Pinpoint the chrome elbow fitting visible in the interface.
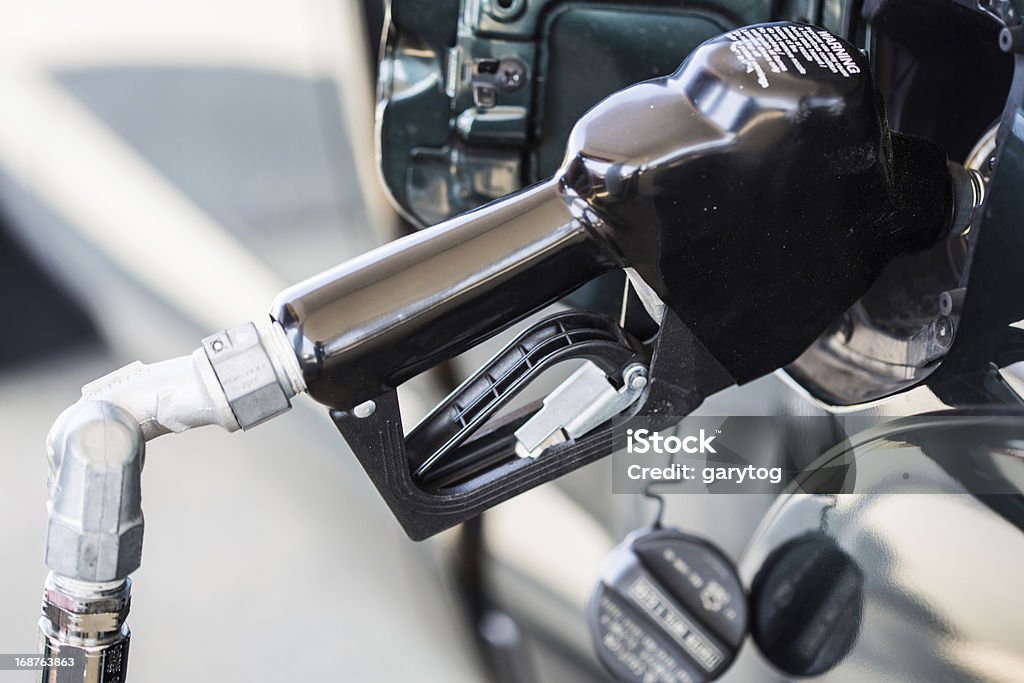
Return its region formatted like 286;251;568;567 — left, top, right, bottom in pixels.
38;320;306;681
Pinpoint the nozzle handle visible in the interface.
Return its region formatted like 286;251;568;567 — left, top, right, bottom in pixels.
272;179;614;409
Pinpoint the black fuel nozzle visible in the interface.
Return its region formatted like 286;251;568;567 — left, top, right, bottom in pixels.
270;23;964;538
273;23;954;410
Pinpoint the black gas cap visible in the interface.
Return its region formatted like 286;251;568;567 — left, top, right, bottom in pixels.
749;533;864;677
588;528;747;683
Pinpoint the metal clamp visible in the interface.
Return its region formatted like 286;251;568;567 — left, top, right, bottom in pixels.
202;322;299;429
514;362;648;458
38;574;132;683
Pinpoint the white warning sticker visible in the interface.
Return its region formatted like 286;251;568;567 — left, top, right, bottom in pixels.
727;24;862;89
626;576;724;672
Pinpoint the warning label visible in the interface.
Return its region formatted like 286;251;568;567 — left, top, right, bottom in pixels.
727;24;862;89
597;595;696;683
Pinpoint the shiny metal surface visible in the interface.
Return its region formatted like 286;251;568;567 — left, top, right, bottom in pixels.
272;178;611;409
38;574;132;683
39;323;309;680
965;123;1000;177
45;403;145;583
514;362;648;458
201;322;300;430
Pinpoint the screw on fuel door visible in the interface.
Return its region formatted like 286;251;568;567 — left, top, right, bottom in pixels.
588;528;747;683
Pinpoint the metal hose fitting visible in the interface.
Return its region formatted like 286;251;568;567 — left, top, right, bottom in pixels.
38;573;132;682
38;319;307;681
948;161;986;237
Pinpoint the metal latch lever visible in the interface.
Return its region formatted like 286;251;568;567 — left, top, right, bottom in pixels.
515;362;648;458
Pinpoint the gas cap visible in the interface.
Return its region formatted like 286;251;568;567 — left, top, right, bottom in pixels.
749;533;863;676
588;528;747;683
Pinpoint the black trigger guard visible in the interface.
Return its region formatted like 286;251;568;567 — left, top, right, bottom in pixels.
330;309;731;540
406;311;640;480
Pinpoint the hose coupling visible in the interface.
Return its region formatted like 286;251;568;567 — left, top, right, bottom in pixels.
37;573;132;682
202;321;305;429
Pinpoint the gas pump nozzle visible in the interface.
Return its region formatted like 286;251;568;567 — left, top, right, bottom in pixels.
276;24;954;411
40;23;979;679
270;24;963;538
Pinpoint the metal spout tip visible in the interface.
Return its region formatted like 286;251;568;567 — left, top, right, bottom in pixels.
948;161;986;237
